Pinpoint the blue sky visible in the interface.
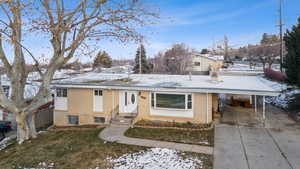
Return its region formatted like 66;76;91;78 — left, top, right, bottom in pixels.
98;0;300;61
2;0;300;63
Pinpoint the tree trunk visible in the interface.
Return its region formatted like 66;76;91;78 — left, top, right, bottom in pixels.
268;62;273;69
16;111;37;144
27;112;37;139
16;112;29;144
262;62;266;70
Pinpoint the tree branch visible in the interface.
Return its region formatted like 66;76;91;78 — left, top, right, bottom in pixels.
0;33;12;76
0;30;43;77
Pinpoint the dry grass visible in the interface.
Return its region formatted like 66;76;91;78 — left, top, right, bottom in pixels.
0;128;145;169
135;119;212;129
125;127;214;146
0;128;213;169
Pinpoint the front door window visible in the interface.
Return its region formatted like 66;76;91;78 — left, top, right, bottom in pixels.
131;94;135;104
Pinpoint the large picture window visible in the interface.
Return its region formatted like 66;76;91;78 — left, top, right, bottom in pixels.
152;93;192;110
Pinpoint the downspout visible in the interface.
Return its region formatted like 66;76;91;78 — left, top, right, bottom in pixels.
112;90;115;120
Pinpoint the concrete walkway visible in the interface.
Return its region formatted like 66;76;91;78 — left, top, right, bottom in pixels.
99;124;213;155
214;105;300;169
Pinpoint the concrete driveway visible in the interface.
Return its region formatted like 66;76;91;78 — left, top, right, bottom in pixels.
214;105;300;169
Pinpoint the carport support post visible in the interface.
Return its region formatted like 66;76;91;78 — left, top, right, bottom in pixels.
254;95;257;113
206;93;209;123
263;96;266;120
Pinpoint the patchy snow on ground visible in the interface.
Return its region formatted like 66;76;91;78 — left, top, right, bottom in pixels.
266;88;300;109
0;136;14;151
104;148;204;169
222;63;264;72
262;78;300;109
20;162;55;169
38;130;48;134
198;141;210;145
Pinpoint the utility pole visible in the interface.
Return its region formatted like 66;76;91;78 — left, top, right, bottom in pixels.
278;0;284;72
212;36;216;55
224;35;229;63
139;44;142;74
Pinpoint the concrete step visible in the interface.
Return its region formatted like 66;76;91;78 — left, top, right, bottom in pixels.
114;116;134;121
111;116;133;125
118;113;137;118
111;119;132;125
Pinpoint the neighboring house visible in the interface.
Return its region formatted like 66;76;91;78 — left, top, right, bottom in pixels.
101;65;133;74
0;78;54;129
0;80;12;123
52;73;279;126
192;53;224;73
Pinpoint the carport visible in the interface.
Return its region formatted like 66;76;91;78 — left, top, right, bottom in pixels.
219;94;269;123
213;76;280;125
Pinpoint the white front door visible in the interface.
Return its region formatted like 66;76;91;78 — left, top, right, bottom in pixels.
120;91;138;113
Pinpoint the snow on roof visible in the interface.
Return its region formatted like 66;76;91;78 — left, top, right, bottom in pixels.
222;63;264;72
194;53;224;61
101;65;133;74
53;72;280;96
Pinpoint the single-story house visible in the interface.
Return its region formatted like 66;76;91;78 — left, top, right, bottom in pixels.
52;73;279;126
192;53;224;73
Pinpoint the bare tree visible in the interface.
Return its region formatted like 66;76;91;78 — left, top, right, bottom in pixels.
0;0;158;143
246;43;280;69
163;43;192;74
152;52;165;73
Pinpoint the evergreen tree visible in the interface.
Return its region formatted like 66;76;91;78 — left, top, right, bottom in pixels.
284;17;300;86
93;51;112;68
200;48;209;54
133;44;151;73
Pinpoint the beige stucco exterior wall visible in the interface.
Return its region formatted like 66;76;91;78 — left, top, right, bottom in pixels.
192;56;223;72
135;91;213;124
192;57;216;71
54;88;214;125
212;93;219;113
54;88;119;126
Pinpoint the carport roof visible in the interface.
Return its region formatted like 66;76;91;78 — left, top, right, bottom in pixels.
52;73;280;96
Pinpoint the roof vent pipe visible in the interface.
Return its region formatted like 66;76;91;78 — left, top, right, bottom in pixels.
189;72;192;81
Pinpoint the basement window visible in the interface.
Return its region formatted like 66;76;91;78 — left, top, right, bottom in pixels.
94;117;105;123
68;115;79;125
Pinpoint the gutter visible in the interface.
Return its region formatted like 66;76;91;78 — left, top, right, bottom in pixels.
51;83;280;97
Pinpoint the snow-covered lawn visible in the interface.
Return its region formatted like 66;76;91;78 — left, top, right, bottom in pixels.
266;88;300;109
263;78;300;119
18;148;208;169
262;78;299;109
103;148;208;169
0;136;14;151
0;129;212;169
21;162;55;169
